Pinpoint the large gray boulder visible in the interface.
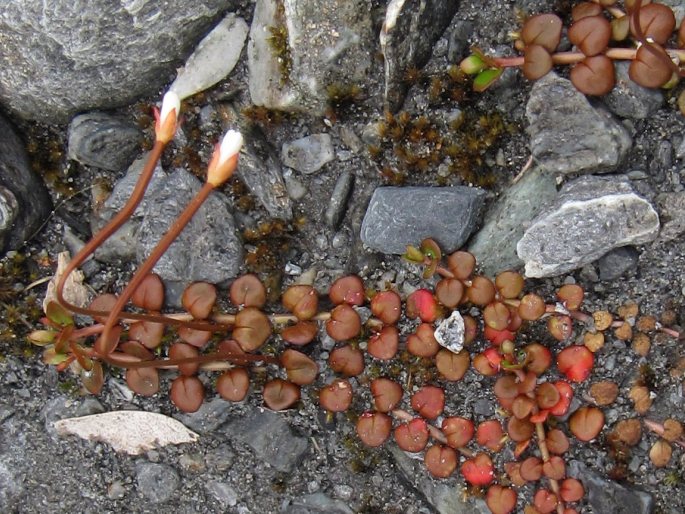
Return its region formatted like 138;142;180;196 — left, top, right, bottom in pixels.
0;114;51;254
0;0;234;123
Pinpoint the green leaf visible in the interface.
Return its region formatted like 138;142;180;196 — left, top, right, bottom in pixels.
45;301;74;328
460;54;487;75
27;330;56;346
473;68;504;92
402;245;425;263
42;347;70;366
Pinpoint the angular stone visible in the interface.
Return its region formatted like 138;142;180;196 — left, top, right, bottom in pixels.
137;169;242;288
221;410;308;473
527;73;632;175
135;462;180;504
569;461;654;514
205;481;238;508
174;398;233;435
248;0;375;115
67;112;143;171
0;114;51;254
656;192;685;241
381;0;459;111
169;14;249;100
603;62;663;120
236;124;293;220
325;172;354;229
0;1;231;123
282;134;335;175
517;176;659;278
468;166;557;276
597;246;639;281
361;186;485;255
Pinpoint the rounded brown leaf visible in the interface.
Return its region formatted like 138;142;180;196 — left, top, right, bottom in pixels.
507;416;534;443
442;417;474;448
518;293;545;320
521;13;562;52
281;320;318;345
589;380;619;406
168;342;200;376
370;290;402;324
611;418;642;446
325;304;361;341
536;382;560;409
329;275;365;306
356;411;391;447
435;278;464;308
546;428;570;455
281;348;319;385
569;16;611;56
178;326;212;348
129;320;165;349
119;340;154;361
233;307;272;351
533;489;558;514
131;273;164;311
125;367;159;396
88;293;118;323
229;274;266;308
447;251;475;279
466;276;496;306
486;485;517;514
170;375;205;413
663;419;684;442
406;323;439;358
542;455;566;480
370;377;403;412
569;406;604;441
282;284;318;320
182;282;216;319
477;419;504;451
495;271;524;299
394;418;429;452
571;55;615;96
520;456;543;482
629;385;652;414
216;368;250;402
263;379;300;410
649;439;672;467
319;378;353;412
630;3;676;45
572;2;602;21
523;44;553;80
435;349;469;381
424;444;458;479
560;478;584;503
629;44;673;89
411;385;445;419
329;345;364;376
367;325;399;360
81;361;104;395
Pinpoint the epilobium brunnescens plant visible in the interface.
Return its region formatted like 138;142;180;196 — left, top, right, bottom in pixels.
461;0;685;106
30;92;683;513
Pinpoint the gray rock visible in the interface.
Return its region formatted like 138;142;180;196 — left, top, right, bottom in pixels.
380;0;459;111
0;1;232;123
325;172;354;229
236;124;293;220
169;13;249;100
526;73;632;175
248;0;375;115
569;461;654;514
135;462;180;504
468;166;557;275
137;169;242;289
656;192;685;241
390;445;489;514
221;410;308;473
284;492;354;514
0;114;51;254
206;481;238;507
517;176;660;278
447;20;475;63
174;398;233;434
67;112;143;171
360;186;485;255
282;134;335;175
597;246;639;281
603;62;663;119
